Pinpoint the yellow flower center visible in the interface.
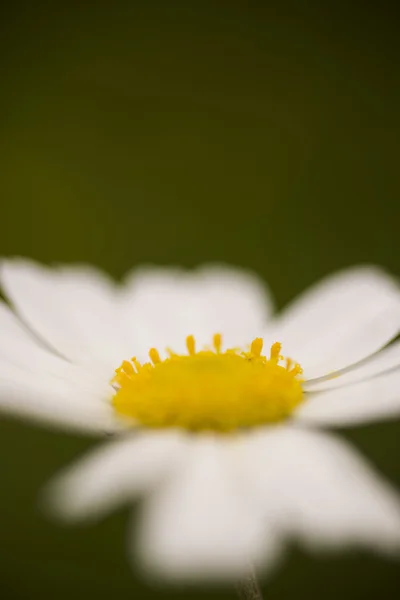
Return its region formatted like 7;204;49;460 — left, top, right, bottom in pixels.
112;334;304;432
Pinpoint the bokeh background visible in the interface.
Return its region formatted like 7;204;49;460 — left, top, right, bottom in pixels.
1;1;400;599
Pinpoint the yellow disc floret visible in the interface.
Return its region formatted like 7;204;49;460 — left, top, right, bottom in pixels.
112;335;304;432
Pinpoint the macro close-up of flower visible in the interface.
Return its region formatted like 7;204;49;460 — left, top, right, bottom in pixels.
2;3;400;599
1;258;400;586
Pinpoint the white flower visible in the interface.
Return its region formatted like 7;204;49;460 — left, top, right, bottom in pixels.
1;258;400;583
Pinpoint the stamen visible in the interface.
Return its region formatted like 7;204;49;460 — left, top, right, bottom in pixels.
291;364;303;377
186;335;196;356
115;370;132;387
285;357;293;371
122;360;134;375
131;357;142;372
270;342;281;363
213;333;222;354
149;348;161;365
251;337;263;357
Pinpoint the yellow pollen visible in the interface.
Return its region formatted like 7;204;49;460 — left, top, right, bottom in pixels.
270;341;281;363
186;335;196;356
213;333;222;354
131;357;142;372
112;334;304;432
149;348;161;365
122;360;134;375
290;364;303;377
250;337;263;357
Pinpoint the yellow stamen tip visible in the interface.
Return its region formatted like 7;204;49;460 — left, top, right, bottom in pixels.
122;360;134;375
131;357;142;372
270;342;281;362
186;334;196;356
115;371;132;387
250;337;264;357
291;364;303;377
149;348;161;364
213;333;222;353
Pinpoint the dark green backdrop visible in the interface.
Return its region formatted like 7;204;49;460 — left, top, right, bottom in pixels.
1;2;399;599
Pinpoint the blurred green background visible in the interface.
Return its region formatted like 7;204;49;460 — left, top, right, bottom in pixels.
1;1;400;598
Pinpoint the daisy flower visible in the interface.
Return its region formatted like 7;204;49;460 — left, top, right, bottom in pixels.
1;258;400;584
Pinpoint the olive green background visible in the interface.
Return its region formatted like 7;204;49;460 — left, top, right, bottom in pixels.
1;2;399;599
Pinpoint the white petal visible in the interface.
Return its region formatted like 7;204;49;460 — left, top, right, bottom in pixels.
0;363;118;434
46;431;189;521
297;369;400;426
244;426;400;553
0;259;129;371
121;264;273;360
0;298;122;433
304;338;400;392
267;266;400;379
0;299;108;390
135;434;282;582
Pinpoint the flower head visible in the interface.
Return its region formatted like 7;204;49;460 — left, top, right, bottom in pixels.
113;336;303;430
1;259;400;582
